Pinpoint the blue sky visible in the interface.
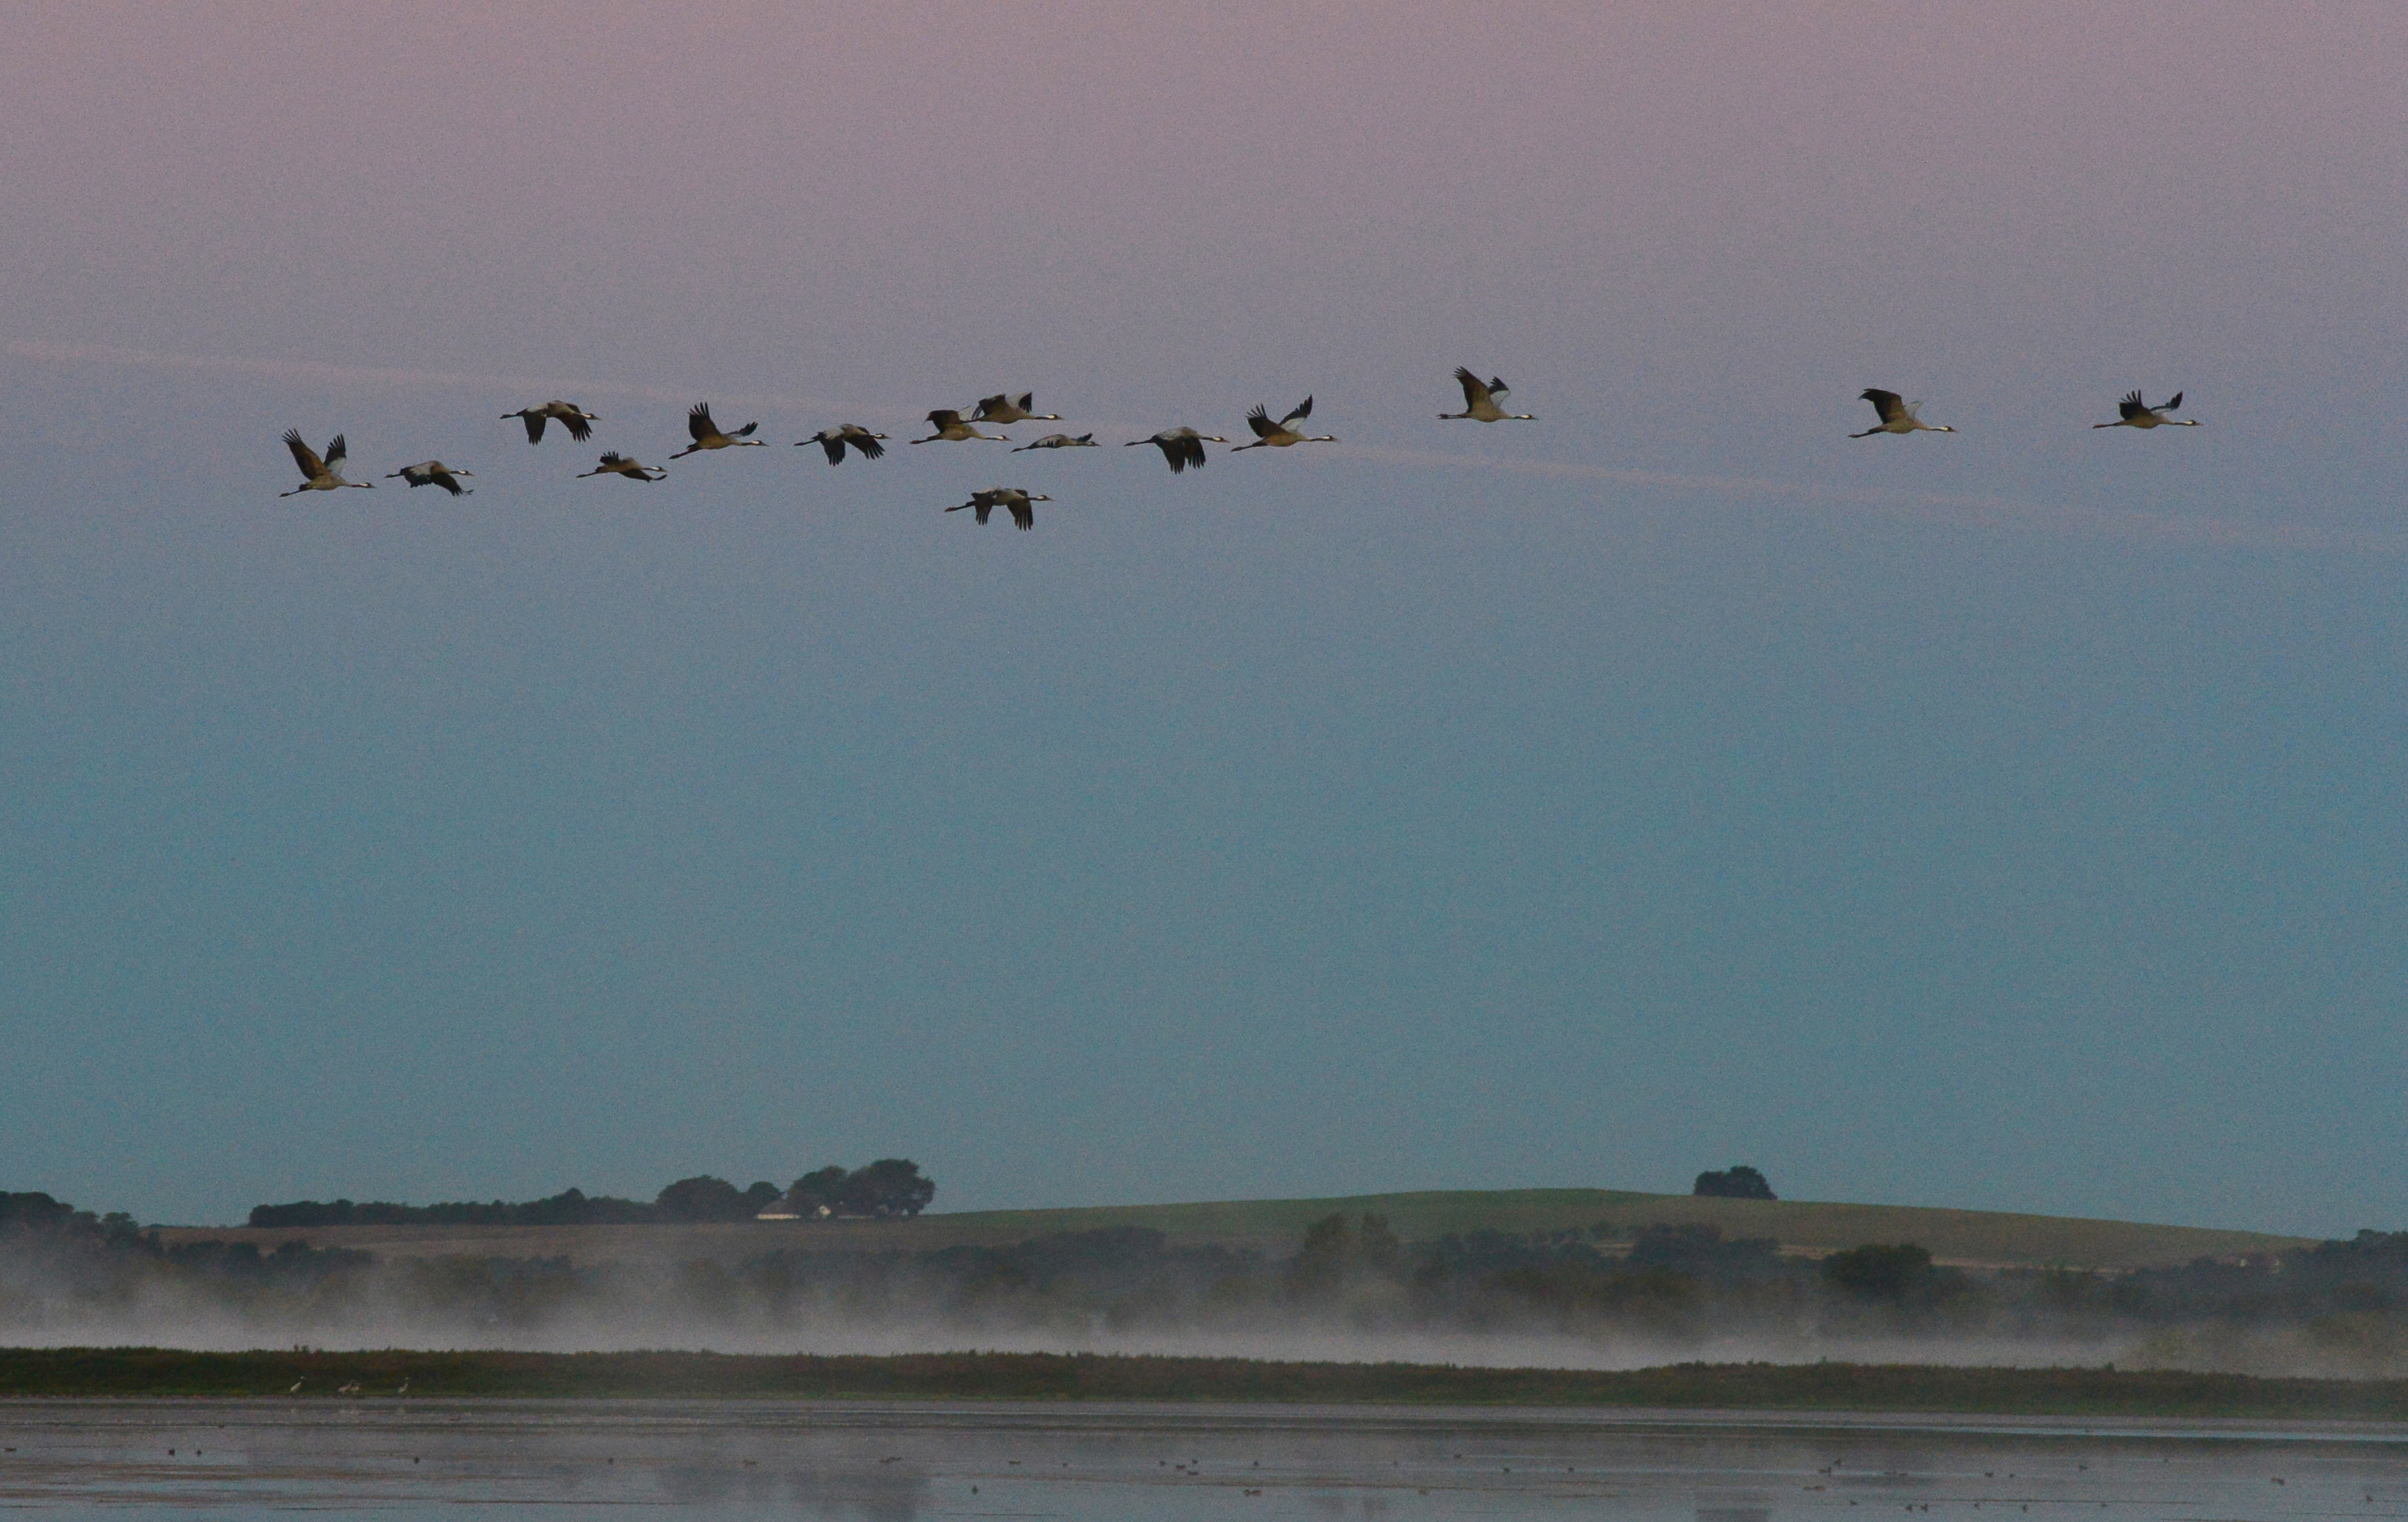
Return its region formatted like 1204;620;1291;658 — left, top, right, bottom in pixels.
2;2;2403;1234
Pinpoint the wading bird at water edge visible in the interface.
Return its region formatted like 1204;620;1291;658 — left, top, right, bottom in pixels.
578;452;666;481
2093;391;2198;429
500;401;599;443
1126;428;1227;473
1851;389;1956;437
279;430;374;494
1231;397;1336;450
1440;368;1535;421
386;461;474;495
799;425;889;463
671;403;766;457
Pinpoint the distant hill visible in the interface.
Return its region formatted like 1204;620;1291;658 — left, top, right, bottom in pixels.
160;1187;2310;1271
919;1189;2310;1268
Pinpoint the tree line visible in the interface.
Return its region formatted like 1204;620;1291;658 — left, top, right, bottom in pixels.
244;1160;934;1229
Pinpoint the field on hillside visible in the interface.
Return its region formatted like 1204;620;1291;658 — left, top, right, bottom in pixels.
157;1189;2310;1270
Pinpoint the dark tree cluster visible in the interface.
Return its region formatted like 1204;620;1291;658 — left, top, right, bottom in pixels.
1;1190;144;1247
769;1159;937;1219
1398;1220;1808;1332
247;1188;661;1229
1627;1223;1787;1280
159;1237;372;1284
1819;1241;1966;1304
0;1192;83;1232
246;1162;936;1230
654;1178;785;1223
1692;1166;1777;1200
2047;1229;2408;1326
1;1190;368;1304
1283;1212;1402;1298
727;1225;1259;1329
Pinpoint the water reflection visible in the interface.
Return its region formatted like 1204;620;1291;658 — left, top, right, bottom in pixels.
0;1398;2402;1520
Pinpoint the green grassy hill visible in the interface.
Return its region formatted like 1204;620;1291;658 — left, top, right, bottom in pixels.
161;1187;2309;1270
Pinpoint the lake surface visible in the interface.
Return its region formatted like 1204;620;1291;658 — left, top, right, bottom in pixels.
2;1398;2403;1520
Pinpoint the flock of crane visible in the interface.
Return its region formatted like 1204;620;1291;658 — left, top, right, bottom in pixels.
279;372;2199;531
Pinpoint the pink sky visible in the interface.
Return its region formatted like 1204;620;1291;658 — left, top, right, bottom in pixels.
6;2;2401;462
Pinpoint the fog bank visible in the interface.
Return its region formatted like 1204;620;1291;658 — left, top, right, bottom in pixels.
6;1211;2404;1379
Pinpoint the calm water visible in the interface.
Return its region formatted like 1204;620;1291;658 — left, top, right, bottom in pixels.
2;1398;2403;1520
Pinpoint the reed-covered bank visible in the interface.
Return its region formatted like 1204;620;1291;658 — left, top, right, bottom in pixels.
4;1349;2407;1419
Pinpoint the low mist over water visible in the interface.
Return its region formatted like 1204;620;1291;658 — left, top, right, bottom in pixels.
8;1195;2406;1378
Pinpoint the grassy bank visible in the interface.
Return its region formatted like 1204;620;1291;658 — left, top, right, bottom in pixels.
2;1349;2404;1418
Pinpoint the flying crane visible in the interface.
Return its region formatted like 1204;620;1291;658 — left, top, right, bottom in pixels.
946;486;1052;529
913;409;1011;444
1126;428;1227;473
578;452;666;481
1231;397;1336;450
279;430;374;494
799;425;890;463
670;403;766;458
971;393;1063;425
1440;368;1535;421
2093;390;2198;429
386;461;474;495
501;401;599;444
1851;389;1956;437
